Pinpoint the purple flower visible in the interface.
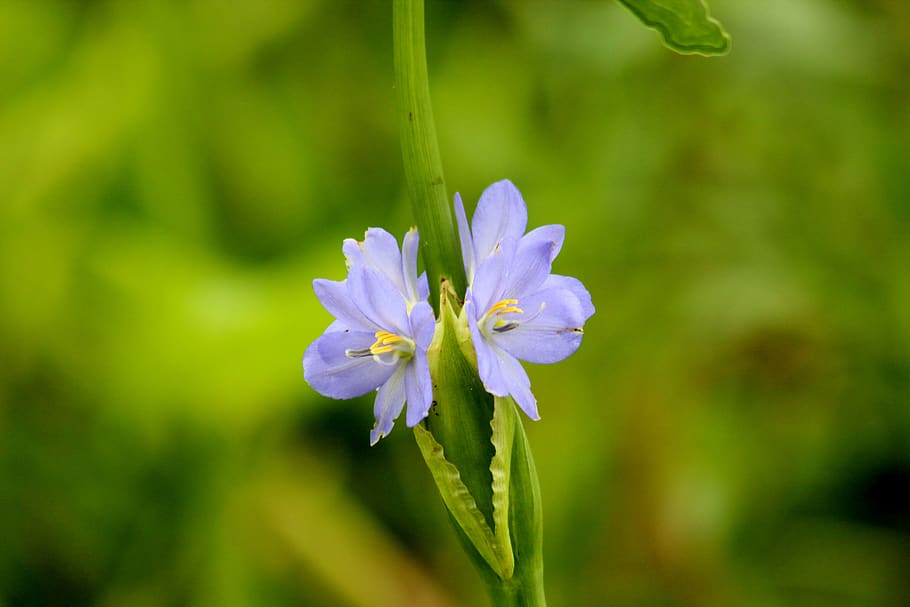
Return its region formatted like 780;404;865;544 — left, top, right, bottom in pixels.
342;227;429;305
456;180;594;419
304;228;435;444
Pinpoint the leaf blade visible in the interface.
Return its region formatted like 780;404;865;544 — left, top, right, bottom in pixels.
489;396;518;579
618;0;731;56
413;424;511;578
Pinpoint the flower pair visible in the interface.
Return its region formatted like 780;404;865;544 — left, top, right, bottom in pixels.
303;181;594;443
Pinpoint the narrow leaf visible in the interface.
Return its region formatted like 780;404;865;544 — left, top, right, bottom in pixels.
413;424;512;578
489;396;517;579
618;0;731;56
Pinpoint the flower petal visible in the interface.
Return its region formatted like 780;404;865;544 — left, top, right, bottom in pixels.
454;192;476;281
520;224;565;262
371;364;408;445
467;300;510;397
401;227;421;303
493;347;540;420
409;301;436;349
348;266;410;336
542;274;595;321
313;279;376;332
502;236;554;299
471;180;528;263
470;304;540;420
404;350;433;426
417;272;429;301
343;228;406;296
468;240;511;319
342;237;364;270
493;287;586;364
303;330;396;399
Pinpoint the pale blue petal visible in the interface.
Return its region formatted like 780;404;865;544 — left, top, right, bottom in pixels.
502;237;554;299
494;287;586;364
371;364;407;445
344;228;406;296
342;237;364;270
471;180;528;263
417;272;429;300
303;330;396;399
348;266;410;336
325;319;349;333
313;279;376;331
409;301;436;349
520;224;565;262
401;227;421;303
467;240;511;320
467;301;510;397
404;351;433;426
493;347;540;420
543;274;595;321
454;192;476;281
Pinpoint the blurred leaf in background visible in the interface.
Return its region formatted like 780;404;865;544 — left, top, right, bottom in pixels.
1;0;909;606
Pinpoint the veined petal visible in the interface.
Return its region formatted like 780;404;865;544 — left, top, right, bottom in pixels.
502;237;554;299
471;180;528;263
348;266;410;336
468;300;541;420
520;224;565;262
468;240;512;319
303;330;396;399
401;227;421;303
404;350;433;426
409;301;436;349
467;301;510;397
313;279;376;332
543;274;595;321
454;192;476;281
493;287;586;364
371;365;408;445
493;348;539;420
344;228;406;296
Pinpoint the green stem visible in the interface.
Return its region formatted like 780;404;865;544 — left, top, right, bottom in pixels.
393;2;546;605
393;0;466;312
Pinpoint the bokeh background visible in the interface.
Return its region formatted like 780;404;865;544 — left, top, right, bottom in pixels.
2;0;909;605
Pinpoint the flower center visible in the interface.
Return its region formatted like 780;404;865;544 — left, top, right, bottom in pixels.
346;330;415;365
481;298;524;334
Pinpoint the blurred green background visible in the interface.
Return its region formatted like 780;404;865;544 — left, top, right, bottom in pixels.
1;0;909;605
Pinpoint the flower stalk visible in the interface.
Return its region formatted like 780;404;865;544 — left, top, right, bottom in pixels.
393;0;466;312
392;1;546;605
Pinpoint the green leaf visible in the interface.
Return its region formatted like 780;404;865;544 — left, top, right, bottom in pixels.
422;280;546;601
489;397;517;579
618;0;731;56
413;424;512;578
426;280;496;530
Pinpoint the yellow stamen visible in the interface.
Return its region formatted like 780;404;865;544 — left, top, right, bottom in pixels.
488;298;523;316
368;330;407;355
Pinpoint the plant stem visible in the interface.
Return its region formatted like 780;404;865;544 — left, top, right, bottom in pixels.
393;0;466;313
393;2;546;605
